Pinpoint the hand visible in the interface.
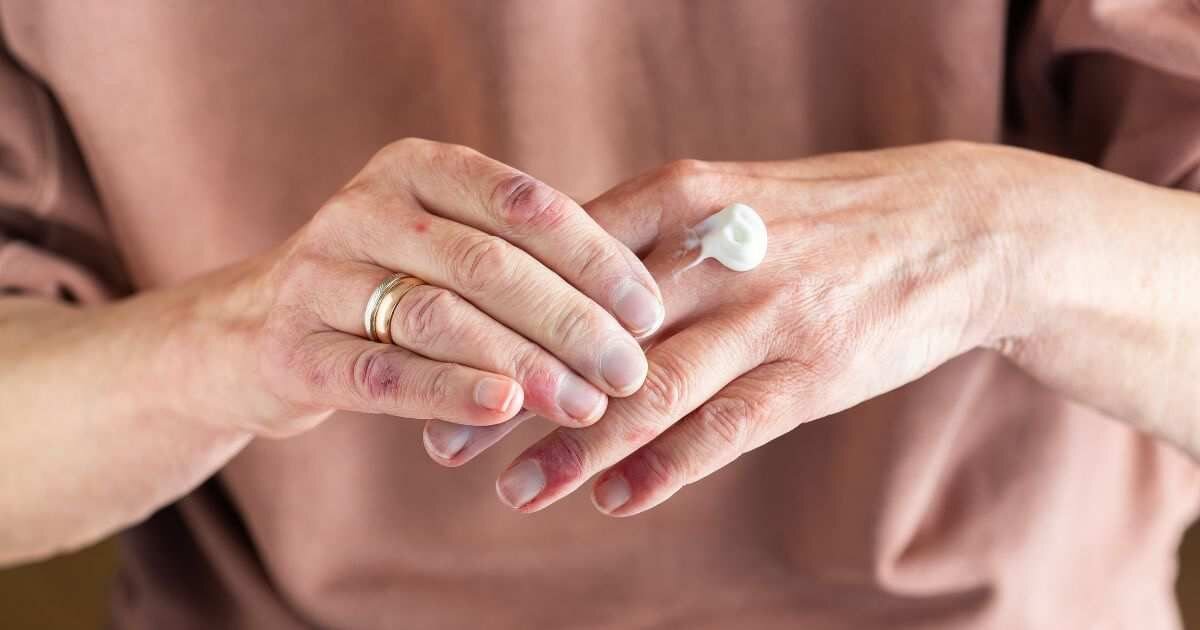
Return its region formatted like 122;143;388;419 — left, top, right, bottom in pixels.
444;142;1060;514
181;138;664;438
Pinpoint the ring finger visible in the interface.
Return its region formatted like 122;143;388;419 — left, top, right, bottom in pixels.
354;204;648;399
309;261;610;426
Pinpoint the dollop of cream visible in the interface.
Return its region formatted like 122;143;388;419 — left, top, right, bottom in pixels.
683;203;768;272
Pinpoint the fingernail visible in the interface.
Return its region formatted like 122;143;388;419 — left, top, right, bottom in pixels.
593;474;631;514
557;374;606;422
496;460;545;509
613;281;664;336
424;422;473;460
601;342;648;394
475;377;519;413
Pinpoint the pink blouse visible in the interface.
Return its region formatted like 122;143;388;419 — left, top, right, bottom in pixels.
2;1;1199;628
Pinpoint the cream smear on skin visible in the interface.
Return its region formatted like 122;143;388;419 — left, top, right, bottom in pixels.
680;203;768;273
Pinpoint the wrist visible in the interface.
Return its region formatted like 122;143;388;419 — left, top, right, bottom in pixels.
970;148;1097;356
139;256;275;434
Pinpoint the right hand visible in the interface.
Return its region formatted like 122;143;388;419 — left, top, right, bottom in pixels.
181;138;663;438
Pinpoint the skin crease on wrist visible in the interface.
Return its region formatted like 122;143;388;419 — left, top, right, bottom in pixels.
419;142;1200;516
994;161;1200;453
3;141;1198;562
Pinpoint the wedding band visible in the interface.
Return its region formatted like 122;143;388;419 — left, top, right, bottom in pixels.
363;273;426;343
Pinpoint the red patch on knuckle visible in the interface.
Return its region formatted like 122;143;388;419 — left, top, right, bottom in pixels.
527;433;587;492
623;447;678;493
358;351;402;401
520;368;560;413
492;174;567;230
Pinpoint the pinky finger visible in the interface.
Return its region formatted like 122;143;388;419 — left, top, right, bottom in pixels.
281;331;524;426
423;412;535;467
590;361;801;517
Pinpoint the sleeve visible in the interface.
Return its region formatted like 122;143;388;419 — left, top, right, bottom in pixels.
0;35;128;304
1008;0;1200;190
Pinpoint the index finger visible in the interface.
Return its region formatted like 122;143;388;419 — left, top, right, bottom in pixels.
494;313;767;512
392;139;666;338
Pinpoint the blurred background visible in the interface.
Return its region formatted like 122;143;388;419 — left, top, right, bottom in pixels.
2;525;1200;627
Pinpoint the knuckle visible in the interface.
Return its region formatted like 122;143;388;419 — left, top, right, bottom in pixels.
548;305;601;347
694;397;753;453
572;242;621;283
546;429;589;479
294;350;331;393
489;172;570;231
310;194;355;234
424;364;455;410
396;286;458;348
449;232;511;294
334;177;383;211
375;138;467;189
382;137;436;160
309;184;382;252
660;158;710;181
259;340;344;422
439;141;481;164
639;357;691;415
354;349;405;402
425;141;483;180
659;158;709;187
634;444;681;489
656;159;720;207
510;343;548;382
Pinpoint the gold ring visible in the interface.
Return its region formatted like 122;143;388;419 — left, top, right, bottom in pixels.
363;273;426;343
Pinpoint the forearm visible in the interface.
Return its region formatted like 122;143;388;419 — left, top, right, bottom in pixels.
997;159;1200;455
0;277;253;566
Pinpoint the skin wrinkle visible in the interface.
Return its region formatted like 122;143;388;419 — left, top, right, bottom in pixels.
4;4;1199;625
4;12;1200;600
308;141;656;426
494;175;570;233
602;360;795;517
491;141;1200;517
256;139;657;432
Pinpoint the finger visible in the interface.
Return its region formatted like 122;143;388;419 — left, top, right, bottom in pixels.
591;361;803;516
494;313;767;512
392;139;666;337
357;209;649;398
422;412;535;467
279;331;523;425
432;230;727;462
305;261;608;426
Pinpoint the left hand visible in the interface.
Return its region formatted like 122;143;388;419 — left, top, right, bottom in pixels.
427;142;1073;514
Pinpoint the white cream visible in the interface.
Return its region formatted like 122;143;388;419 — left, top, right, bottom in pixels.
682;203;768;272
